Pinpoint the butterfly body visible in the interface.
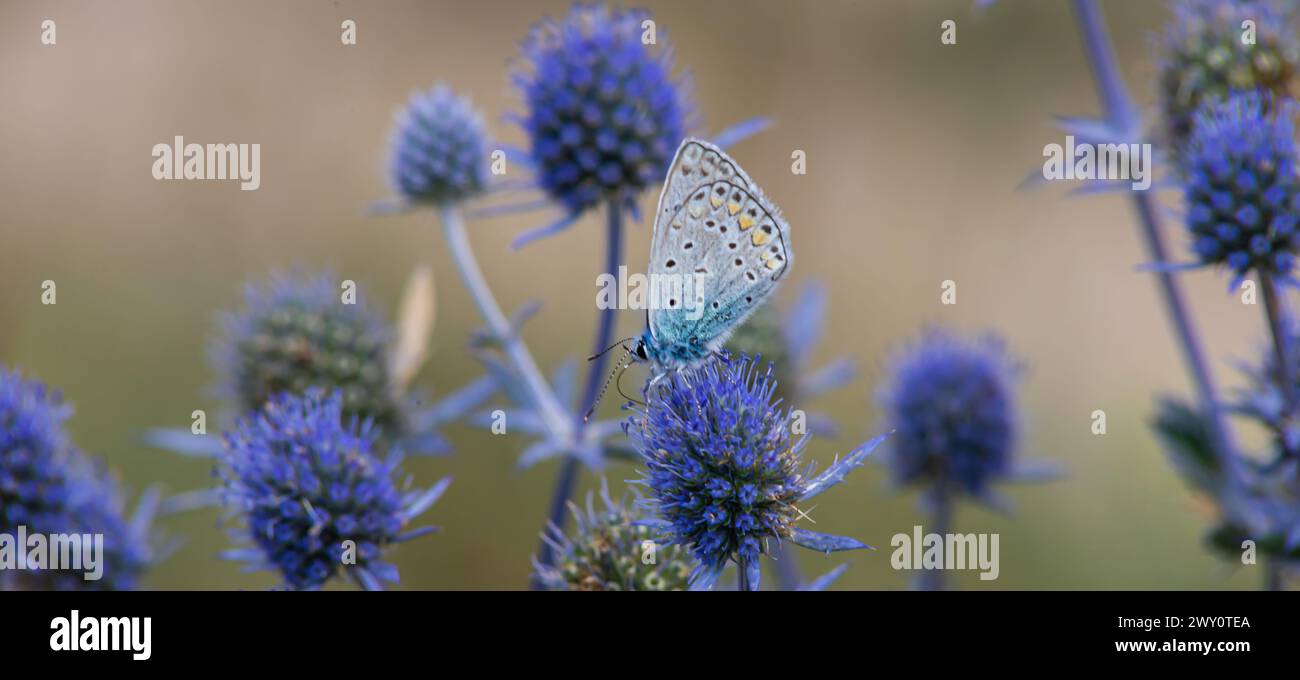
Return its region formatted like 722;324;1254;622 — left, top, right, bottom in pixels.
633;138;792;376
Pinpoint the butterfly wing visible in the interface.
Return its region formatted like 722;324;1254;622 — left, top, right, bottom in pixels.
647;138;792;362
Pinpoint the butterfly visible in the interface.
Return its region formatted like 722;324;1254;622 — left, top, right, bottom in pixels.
586;138;793;418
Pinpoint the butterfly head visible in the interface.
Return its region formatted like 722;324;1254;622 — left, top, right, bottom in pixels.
630;332;653;364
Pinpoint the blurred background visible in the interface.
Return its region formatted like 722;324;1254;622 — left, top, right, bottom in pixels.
0;0;1269;589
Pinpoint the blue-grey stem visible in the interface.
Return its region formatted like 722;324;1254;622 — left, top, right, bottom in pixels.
1260;274;1297;418
1070;0;1239;483
738;558;751;592
1266;559;1283;591
916;488;951;592
437;204;573;440
532;201;625;589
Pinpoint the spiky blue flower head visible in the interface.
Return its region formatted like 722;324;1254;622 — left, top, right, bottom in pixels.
213;272;404;437
880;330;1021;497
387;84;490;206
62;462;156;591
217;389;447;590
1158;0;1298;153
533;479;694;591
514;3;689;216
0;368;75;533
1;368;156;591
1181;91;1300;282
628;355;883;591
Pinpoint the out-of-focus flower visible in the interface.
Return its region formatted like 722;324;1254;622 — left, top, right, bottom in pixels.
879;329;1054;506
533;478;693;590
1180;92;1300;285
1157;0;1298;156
387;84;490;207
1;368;158;591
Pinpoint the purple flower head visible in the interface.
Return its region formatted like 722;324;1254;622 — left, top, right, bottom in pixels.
217;389;448;590
627;355;884;591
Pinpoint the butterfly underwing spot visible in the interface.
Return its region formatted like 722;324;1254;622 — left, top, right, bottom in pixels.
688;190;708;219
665;258;676;268
683;241;693;250
728;191;743;215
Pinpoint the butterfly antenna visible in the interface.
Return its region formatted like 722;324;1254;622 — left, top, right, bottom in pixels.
584;346;632;421
588;336;637;362
615;361;645;408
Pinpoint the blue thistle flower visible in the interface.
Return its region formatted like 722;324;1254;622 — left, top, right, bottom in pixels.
1;368;157;591
1181;92;1300;284
0;369;74;531
1157;0;1298;153
879;330;1023;500
217;389;448;591
64;462;158;591
513;3;689;220
533;478;694;590
387;84;490;206
627;355;885;591
212;272;406;439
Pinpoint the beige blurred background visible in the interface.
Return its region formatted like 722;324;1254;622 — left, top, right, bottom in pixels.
0;0;1269;589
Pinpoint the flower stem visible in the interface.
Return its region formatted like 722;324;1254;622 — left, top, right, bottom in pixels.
531;201;625;589
1265;559;1283;590
1260;273;1298;450
436;205;573;439
916;489;951;592
1070;0;1239;482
